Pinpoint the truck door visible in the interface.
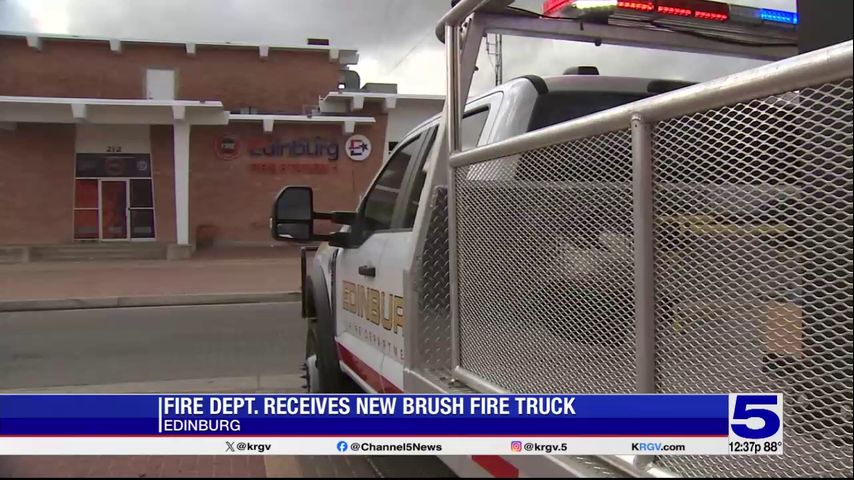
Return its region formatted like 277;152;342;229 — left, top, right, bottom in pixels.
377;96;501;390
335;129;429;392
375;126;438;391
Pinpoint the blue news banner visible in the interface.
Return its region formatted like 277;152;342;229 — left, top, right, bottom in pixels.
0;394;783;456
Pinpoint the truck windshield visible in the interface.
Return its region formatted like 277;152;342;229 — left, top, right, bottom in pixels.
527;91;649;132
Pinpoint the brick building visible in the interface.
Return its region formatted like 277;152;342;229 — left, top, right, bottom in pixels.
0;32;442;259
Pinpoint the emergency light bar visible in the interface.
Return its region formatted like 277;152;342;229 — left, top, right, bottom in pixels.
543;0;798;26
544;0;729;21
727;5;799;27
758;8;798;25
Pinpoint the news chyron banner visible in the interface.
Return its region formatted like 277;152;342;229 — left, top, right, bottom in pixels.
0;394;782;455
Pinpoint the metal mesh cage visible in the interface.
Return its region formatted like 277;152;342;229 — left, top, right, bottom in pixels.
449;77;851;477
454;130;638;393
653;79;853;477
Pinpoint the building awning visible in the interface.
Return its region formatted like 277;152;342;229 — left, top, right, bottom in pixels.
0;97;376;134
229;113;375;134
0;96;229;126
2;31;359;65
319;91;444;113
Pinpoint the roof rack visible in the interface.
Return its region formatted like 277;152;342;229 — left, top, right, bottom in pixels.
436;0;796;58
435;0;798;152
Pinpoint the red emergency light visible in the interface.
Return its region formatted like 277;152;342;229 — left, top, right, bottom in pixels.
695;10;728;21
657;0;729;20
542;0;575;16
619;1;654;12
692;0;729;21
656;1;693;17
543;0;729;21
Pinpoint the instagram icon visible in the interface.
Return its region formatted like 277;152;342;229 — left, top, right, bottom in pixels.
511;441;523;452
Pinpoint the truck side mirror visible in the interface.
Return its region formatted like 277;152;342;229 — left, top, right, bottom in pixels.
270;186;359;244
271;186;315;242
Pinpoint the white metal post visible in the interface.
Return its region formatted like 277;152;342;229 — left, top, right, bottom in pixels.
631;115;657;395
446;25;462;154
445;22;463;372
173;122;191;245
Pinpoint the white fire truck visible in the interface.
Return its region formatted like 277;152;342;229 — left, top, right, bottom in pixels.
271;0;852;477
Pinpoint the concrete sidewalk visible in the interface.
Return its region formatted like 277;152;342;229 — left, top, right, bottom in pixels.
0;246;305;311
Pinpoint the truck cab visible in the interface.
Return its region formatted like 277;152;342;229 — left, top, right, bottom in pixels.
272;72;675;394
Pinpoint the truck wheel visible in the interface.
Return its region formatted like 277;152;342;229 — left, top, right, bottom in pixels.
303;281;359;393
304;322;321;393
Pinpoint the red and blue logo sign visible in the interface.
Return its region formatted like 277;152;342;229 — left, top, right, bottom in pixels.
345;134;371;162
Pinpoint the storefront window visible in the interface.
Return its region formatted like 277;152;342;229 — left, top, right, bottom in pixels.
130;210;155;239
74;179;98;209
130;179;154;208
73;210;99;240
73;179;99;239
72;155;155;241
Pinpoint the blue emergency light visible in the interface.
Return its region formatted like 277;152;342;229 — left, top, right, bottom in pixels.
759;8;798;25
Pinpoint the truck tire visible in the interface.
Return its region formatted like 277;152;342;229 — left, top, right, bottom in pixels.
303;276;359;393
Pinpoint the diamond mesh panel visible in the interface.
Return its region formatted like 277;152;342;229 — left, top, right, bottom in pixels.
653;80;853;477
454;130;637;393
416;187;453;369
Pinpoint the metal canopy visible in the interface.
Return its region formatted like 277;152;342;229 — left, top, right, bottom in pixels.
436;0;800;154
436;0;797;60
474;12;795;61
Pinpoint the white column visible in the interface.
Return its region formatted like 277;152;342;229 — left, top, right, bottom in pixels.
173;122;191;245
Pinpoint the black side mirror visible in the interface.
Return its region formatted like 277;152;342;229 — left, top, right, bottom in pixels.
272;186;315;242
270;185;359;245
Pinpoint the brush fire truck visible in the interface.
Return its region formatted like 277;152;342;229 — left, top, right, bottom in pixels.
270;0;852;477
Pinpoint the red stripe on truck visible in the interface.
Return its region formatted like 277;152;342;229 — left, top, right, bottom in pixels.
473;455;520;478
337;343;515;478
336;342;402;394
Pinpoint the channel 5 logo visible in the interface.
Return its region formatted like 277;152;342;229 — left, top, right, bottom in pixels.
728;394;783;441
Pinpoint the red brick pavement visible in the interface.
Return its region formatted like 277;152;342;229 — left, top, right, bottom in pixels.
0;456;268;478
0;454;456;478
0;247;305;302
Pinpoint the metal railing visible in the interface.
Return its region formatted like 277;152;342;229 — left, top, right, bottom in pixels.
446;41;853;477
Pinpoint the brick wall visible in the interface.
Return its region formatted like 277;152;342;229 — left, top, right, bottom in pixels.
0;37;339;114
0;124;75;245
0;36;395;247
0;119;389;246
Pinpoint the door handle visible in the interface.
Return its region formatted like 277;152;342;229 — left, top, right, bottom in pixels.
358;265;376;277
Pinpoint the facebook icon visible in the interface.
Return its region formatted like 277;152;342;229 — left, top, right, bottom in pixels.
336;441;348;452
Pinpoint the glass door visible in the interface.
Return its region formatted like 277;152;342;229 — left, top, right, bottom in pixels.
100;180;128;240
129;179;155;239
73;179;99;240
